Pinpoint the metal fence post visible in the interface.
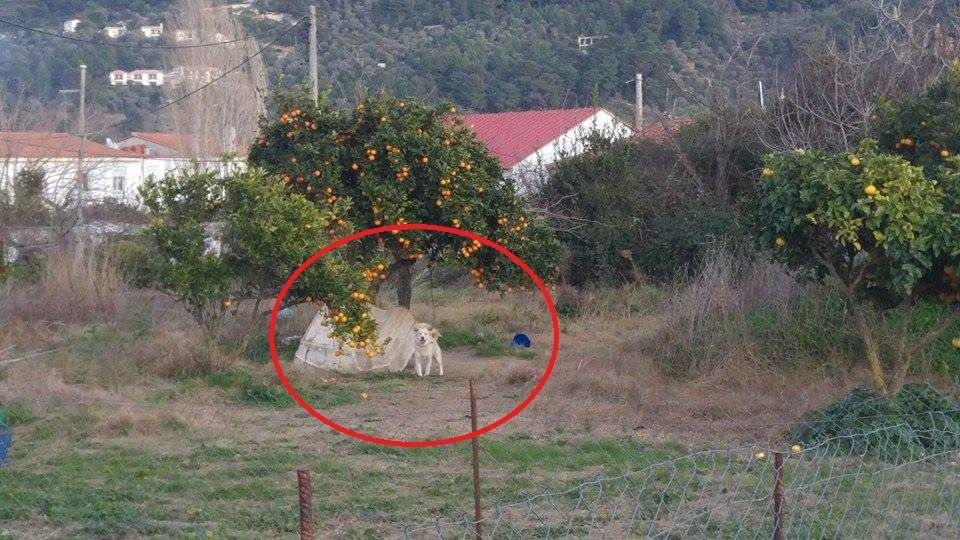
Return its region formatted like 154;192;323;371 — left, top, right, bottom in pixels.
772;451;784;540
298;469;315;540
469;379;483;539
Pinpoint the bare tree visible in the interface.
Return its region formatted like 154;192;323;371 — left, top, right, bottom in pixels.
661;33;767;206
762;0;960;152
163;0;266;158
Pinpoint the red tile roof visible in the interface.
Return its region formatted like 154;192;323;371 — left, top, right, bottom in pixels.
457;107;603;168
635;117;692;143
0;132;140;158
129;131;188;150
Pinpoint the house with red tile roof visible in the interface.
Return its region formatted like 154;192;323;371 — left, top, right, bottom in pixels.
116;131;245;159
457;107;632;191
116;132;190;158
0;132;239;206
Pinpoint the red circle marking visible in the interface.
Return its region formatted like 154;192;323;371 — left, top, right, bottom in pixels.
268;223;560;447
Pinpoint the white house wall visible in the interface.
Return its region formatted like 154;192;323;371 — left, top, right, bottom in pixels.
0;156;244;207
507;110;632;193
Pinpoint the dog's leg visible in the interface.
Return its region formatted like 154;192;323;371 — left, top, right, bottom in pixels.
425;355;432;376
415;355;423;377
435;349;443;376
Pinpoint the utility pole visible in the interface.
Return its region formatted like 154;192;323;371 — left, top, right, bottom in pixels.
76;63;87;227
758;80;765;110
308;5;318;105
634;72;643;132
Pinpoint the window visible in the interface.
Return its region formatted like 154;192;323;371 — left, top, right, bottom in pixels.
112;170;125;192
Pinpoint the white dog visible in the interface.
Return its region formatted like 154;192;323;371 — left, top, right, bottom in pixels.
410;323;443;377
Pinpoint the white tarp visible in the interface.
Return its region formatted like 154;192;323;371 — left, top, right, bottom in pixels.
294;306;417;373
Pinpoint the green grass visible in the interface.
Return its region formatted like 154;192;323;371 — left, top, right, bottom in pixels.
438;326;536;359
0;403;33;425
0;431;685;537
2;428;955;537
179;368;410;410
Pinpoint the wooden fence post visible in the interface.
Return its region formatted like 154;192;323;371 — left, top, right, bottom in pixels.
469;379;483;539
772;451;784;540
298;469;314;540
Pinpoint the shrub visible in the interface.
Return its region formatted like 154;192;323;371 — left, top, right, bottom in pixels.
655;247;960;379
791;384;960;462
10;166;48;225
539;134;741;284
132;166;377;352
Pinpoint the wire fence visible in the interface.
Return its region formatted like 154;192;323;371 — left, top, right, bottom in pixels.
279;383;960;539
386;421;959;538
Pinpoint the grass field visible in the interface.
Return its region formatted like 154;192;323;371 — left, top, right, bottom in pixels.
1;256;958;537
2;389;957;537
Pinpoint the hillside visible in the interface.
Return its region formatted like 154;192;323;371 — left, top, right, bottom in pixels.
0;0;862;137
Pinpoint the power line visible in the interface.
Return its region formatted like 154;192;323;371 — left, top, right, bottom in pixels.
87;13;308;138
0;15;302;50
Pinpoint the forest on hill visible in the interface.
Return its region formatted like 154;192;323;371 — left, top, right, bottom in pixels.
0;0;885;136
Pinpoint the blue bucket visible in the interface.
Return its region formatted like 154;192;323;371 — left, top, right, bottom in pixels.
0;423;10;465
510;333;531;348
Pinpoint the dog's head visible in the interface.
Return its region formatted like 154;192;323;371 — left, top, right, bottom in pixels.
413;324;439;347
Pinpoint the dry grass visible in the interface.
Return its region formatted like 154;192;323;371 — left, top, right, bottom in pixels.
123;320;219;377
0;246;129;324
0;248;891;446
655;247;803;375
385;261;859;444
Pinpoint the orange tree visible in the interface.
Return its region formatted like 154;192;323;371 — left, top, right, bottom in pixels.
130;167;383;357
748;139;960;395
875;62;960;175
248;92;561;309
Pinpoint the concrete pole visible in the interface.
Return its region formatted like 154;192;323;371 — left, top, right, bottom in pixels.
634;72;643;132
309;5;318;105
77;63;87;226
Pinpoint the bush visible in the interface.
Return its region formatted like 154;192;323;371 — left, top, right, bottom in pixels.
540;135;741;283
791;384;960;461
133;166;378;350
10;166;48;226
653;247;807;376
637;201;740;279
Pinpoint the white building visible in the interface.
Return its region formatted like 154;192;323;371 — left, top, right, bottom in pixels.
0;132;241;207
103;25;127;38
108;70;127;85
458;107;633;192
257;12;286;22
171;29;195;42
225;2;254;12
63;19;81;33
164;66;222;85
140;23;163;38
109;69;165;86
116;132;192;159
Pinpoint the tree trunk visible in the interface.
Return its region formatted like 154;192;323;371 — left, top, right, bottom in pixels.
851;308;890;396
394;259;414;309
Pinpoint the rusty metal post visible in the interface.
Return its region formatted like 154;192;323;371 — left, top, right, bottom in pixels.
469;379;483;539
772;451;784;540
297;469;314;540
